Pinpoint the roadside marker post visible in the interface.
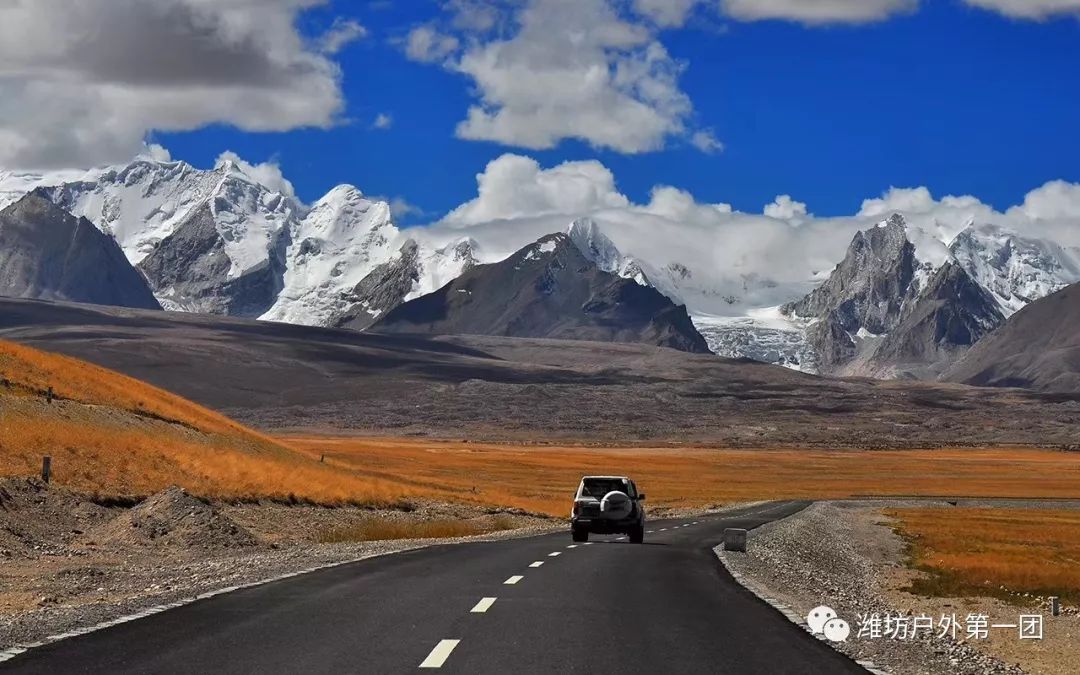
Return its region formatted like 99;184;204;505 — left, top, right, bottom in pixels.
1050;597;1060;617
41;456;52;484
723;528;747;552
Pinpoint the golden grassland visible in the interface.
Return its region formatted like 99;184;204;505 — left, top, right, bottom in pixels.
285;437;1080;516
0;340;426;505
888;507;1080;604
2;339;1079;516
317;515;518;543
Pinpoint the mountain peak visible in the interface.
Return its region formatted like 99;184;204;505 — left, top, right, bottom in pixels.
321;184;367;203
18;186;58;208
784;218;921;370
863;259;1005;378
882;213;907;229
0;194;160;310
372;228;710;354
503;233;573;268
948;217;1080;315
567;218;623;270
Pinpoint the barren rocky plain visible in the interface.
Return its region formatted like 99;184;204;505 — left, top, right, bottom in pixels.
0;297;1077;449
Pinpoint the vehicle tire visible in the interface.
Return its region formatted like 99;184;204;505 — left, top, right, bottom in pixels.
572;528;589;542
629;525;644;544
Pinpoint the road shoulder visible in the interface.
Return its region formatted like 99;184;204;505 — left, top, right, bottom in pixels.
716;500;1049;675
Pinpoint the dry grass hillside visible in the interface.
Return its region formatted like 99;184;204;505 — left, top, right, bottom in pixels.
0;340;421;506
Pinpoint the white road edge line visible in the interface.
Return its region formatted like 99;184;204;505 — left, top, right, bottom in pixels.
470;597;497;614
419;639;461;668
529;561;544;568
504;575;524;585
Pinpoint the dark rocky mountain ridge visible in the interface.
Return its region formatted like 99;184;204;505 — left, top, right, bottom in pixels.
0;192;160;310
858;261;1005;378
371;233;711;354
785;215;1006;377
944;281;1080;392
138;201;287;317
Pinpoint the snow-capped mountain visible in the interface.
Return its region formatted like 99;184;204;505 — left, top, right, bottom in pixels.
567;217;649;285
564;216;790;316
949;222;1080;316
779;214;1037;376
4;158;304;315
3;155;1078;379
331;236;481;330
865;260;1004;378
563;217;817;364
262;185;397;325
36;159;299;271
0;157;481;324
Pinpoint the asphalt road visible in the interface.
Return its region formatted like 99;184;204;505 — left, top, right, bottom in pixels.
2;501;865;674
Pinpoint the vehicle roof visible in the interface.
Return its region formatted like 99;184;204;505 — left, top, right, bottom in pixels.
580;475;631;480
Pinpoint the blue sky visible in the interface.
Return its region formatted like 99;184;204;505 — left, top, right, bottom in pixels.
19;0;1080;223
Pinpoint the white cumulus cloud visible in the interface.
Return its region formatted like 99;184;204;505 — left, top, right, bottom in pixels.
720;0;919;24
373;113;394;130
1010;180;1080;220
633;0;705;27
690;130;725;154
404;25;460;63
442;154;630;226
963;0;1080;19
139;143;173;162
764;195;809;220
408;0;716;155
451;0;694;154
0;0;350;169
419;153;1080;313
319;18;367;54
389;197;425;219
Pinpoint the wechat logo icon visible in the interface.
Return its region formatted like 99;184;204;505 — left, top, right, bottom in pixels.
807;605;850;643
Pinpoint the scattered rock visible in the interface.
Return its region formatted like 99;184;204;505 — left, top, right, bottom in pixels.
0;477;110;558
89;486;257;551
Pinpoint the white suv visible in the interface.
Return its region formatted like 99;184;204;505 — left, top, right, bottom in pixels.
570;476;646;543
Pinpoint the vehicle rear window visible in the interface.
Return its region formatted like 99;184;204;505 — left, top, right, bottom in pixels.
579;478;633;498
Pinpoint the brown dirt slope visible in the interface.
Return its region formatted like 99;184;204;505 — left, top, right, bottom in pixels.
91;486;257;550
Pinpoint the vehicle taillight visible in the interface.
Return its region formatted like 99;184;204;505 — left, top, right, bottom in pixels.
573;502;581;515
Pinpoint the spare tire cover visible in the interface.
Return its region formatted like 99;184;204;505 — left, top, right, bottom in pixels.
599;491;632;519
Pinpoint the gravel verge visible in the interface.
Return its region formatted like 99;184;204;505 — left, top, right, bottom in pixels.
0;478;559;655
0;524;558;655
717;501;1029;675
